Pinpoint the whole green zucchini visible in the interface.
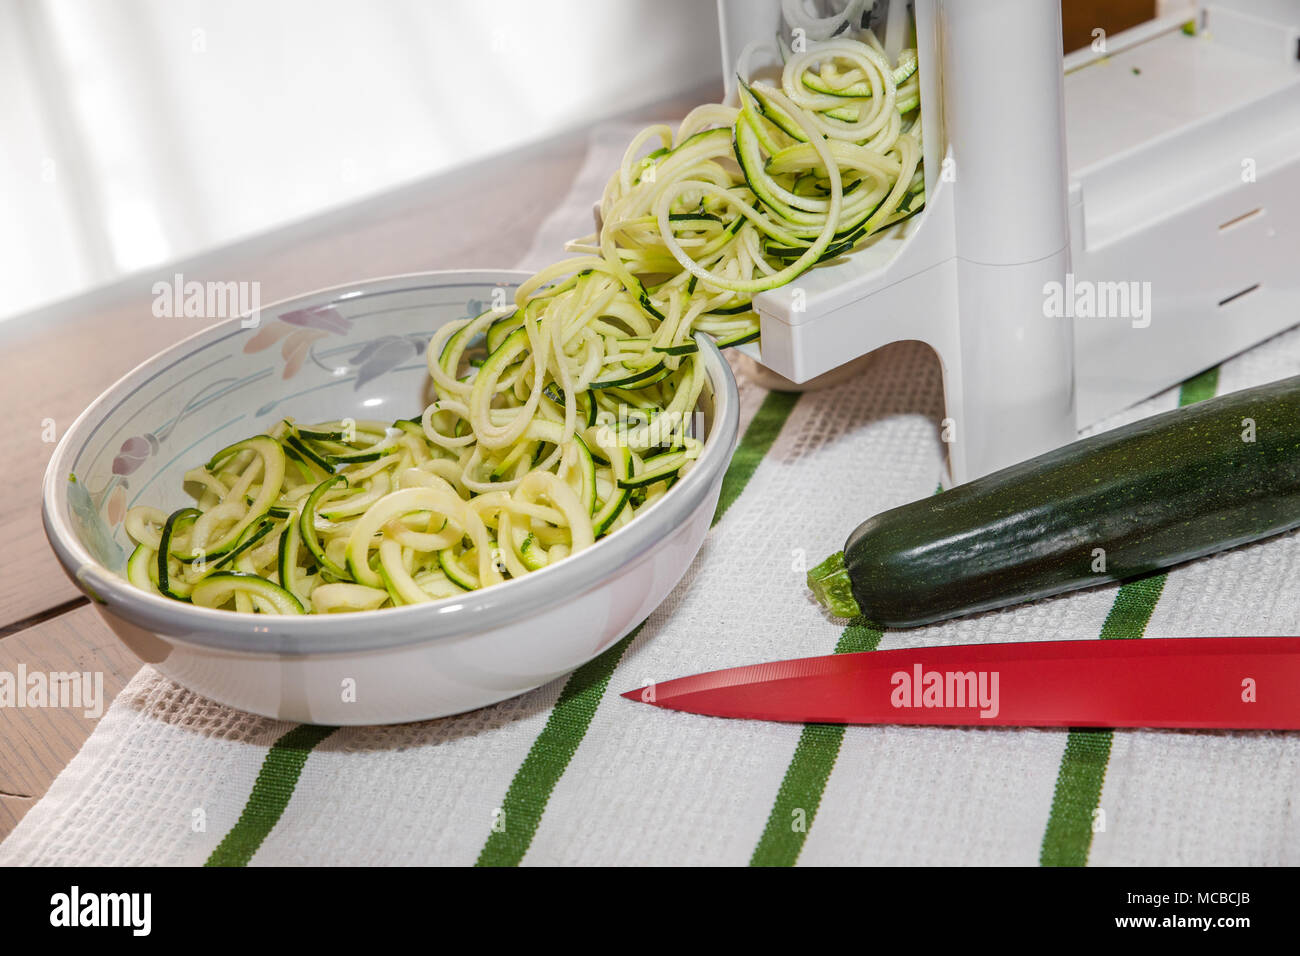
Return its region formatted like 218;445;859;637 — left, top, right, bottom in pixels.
808;374;1300;627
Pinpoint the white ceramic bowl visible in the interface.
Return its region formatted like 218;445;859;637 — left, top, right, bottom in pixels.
42;270;739;724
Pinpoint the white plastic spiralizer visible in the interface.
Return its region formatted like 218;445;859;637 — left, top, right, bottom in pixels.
718;0;1300;483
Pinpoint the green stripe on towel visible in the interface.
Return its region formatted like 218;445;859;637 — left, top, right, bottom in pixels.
474;388;803;865
714;390;800;525
750;619;883;867
1040;366;1219;867
751;484;942;866
476;627;642;867
205;723;337;867
1039;582;1165;866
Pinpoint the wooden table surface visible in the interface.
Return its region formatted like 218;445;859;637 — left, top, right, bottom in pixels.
0;84;718;841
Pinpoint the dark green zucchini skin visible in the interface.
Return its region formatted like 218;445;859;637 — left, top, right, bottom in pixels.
844;374;1300;628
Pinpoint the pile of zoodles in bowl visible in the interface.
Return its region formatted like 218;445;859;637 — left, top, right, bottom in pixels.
123;27;925;614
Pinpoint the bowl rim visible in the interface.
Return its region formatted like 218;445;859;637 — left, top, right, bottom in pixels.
42;269;740;656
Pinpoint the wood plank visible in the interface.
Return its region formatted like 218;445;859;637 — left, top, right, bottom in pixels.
0;603;139;841
1062;0;1157;52
0;795;38;837
0;83;720;630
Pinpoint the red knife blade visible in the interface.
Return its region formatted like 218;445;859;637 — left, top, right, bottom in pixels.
620;637;1300;729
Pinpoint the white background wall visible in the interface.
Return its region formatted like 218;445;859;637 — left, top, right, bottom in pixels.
0;0;722;320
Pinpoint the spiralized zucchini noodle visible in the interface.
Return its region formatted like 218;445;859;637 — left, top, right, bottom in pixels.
123;22;924;614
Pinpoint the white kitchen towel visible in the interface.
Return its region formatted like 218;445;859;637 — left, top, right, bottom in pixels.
5;124;1300;866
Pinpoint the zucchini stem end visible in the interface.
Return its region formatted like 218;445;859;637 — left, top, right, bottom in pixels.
807;551;860;618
